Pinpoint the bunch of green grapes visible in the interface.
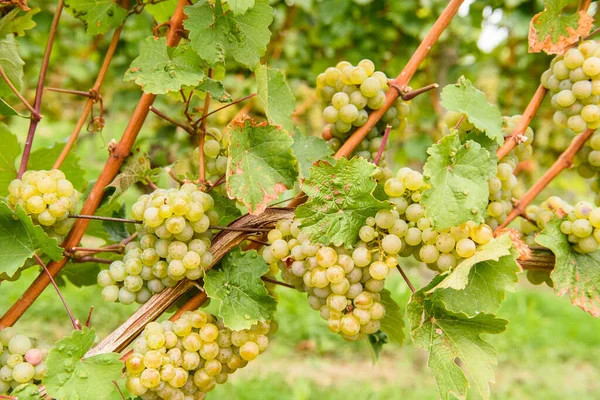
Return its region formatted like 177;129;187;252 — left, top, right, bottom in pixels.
575;129;600;204
522;197;600;254
98;184;216;304
541;40;600;133
192;127;230;187
262;220;387;341
125;311;274;399
0;328;47;395
317;60;410;164
383;168;495;272
6;169;80;240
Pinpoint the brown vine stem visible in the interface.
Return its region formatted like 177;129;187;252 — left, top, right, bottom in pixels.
497;127;595;231
396;265;415;293
149;106;195;135
197;93;257;123
400;83;439;101
68;214;142;224
496;84;547;160
261;276;295;289
373;124;391;165
0;0;189;329
33;254;79;330
53;3;129;169
46;87;96;98
288;0;464;209
18;0;64;178
0;66;40;119
198;69;213;183
209;225;273;233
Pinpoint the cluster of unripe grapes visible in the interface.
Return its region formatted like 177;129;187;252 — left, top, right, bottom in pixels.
442;113;534;228
522;196;600;254
383;168;494;272
98;184;216;304
0;328;47;395
192;127;229;189
7;169;80;240
542;40;600;133
262;219;387;341
125;311;274;399
576;129;600;204
316;59;410;170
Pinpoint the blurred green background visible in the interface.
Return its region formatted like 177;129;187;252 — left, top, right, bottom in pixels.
2;0;600;399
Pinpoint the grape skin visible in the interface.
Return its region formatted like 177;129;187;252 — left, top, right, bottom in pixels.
0;329;47;396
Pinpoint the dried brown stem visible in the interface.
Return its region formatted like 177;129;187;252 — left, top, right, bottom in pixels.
497;128;595;231
18;0;64;178
0;66;40;119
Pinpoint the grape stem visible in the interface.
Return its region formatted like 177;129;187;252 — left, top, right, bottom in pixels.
0;66;40;119
85;306;94;328
18;0;64;178
198;68;213;183
195;93;257;124
33;254;79;331
53;10;129;170
496;127;595;231
396;264;416;293
0;0;190;329
207;173;226;192
261;276;295;289
209;225;273;233
166;167;184;184
400;82;439;101
373;124;392;165
46;87;97;98
453;114;465;130
73;256;114;264
112;381;126;400
149;106;195;135
68;214;143;224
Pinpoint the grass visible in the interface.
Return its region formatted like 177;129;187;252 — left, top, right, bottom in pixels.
1;269;599;399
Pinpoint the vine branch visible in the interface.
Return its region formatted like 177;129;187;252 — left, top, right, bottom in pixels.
0;66;40;119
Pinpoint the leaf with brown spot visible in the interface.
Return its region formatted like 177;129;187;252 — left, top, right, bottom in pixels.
106;150;159;204
528;0;593;55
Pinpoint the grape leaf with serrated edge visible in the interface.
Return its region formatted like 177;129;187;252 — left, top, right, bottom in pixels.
0;7;39;37
295;157;391;248
0;35;25;98
211;190;242;226
10;383;42;399
124;36;207;95
421;132;496;230
184;0;273;68
256;64;295;133
43;327;126;400
0;123;20;196
407;280;507;400
204;248;277;330
226;119;298;215
291;130;334;179
64;0;127;36
0;201;63;279
227;0;255;14
529;0;593;55
536;218;600;317
105;151;157;204
440;77;504;145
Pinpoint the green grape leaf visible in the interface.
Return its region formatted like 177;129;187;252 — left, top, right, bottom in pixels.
0;201;63;279
0;98;26;117
536;218;600;317
0;123;20;197
529;0;593;54
102;203;130;242
28;143;87;191
211;190;242;226
429;234;514;292
10;383;42;399
431;252;520;317
440;77;504;145
184;0;273;68
124;36;207;95
290;131;334;179
255;64;295;133
144;0;177;23
64;0;127;36
105;151;154;204
0;34;25;98
56;260;103;287
366;330;388;363
227;0;255;15
0;7;40;37
44;327;126;400
197;78;232;103
379;288;405;345
295;157;391;248
421;133;496;230
226;119;298;215
204;248;277;330
407;282;507;400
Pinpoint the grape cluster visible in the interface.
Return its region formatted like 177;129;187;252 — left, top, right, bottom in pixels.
125;311;274;399
7;169;80;240
541;40;600;133
192;127;229;189
576;129;600;204
522;197;600;253
383;168;495;272
0;328;47;395
262;220;387;341
98;184;216;304
316;60;410;168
